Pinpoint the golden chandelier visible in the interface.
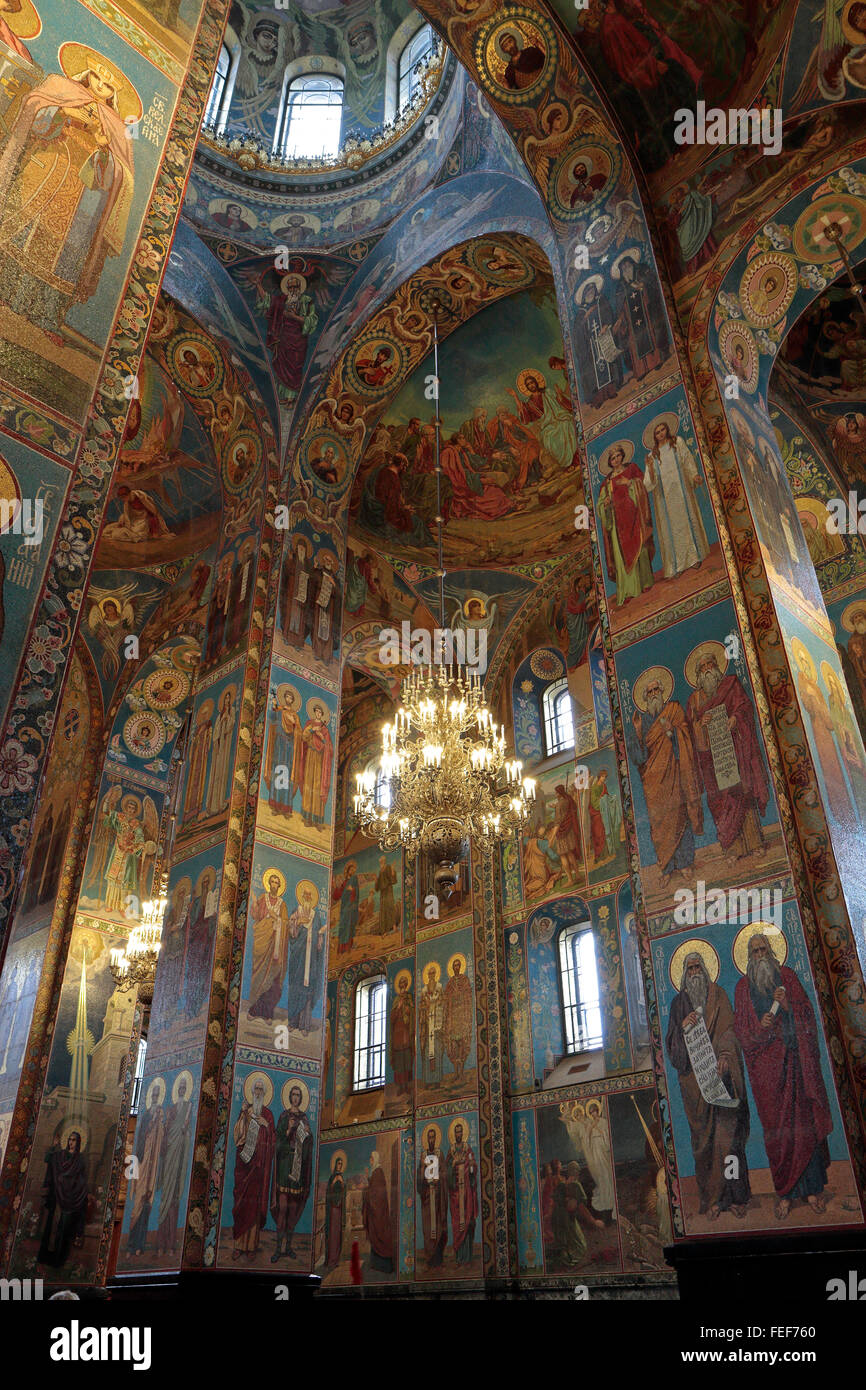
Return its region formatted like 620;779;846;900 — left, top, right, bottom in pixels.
353;304;535;863
353;662;536;859
109;888;166;1006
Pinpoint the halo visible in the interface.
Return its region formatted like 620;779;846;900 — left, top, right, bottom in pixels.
840;600;866;634
598;438;635;476
5;0;41;39
642;411;681;452
610;246;641;279
739;252;797;328
295;878;320;908
307;697;329;722
145;1076;166;1109
670;938;720;992
718;319;759;393
171;876;192;907
57;44;143;122
275;683;301;710
727;407;756;448
195;866;217;897
394;968;412;992
517;368;545;395
281;1078;310;1111
447;952;468;977
172;1069;194;1103
790;637;816;682
842;0;866;46
59;1119;89;1153
0;454;20;521
243;1070;273;1106
447;1116;470;1147
820;660;844;698
120;793;141;816
261;866;287;897
631;665;673;713
422;959;442;984
684;640;729;689
421;1122;442;1149
584;1096;603;1117
280;272;307;295
196;697;215;724
575;274;603;304
571;1101;585;1120
732;921;788;976
330;1148;347;1173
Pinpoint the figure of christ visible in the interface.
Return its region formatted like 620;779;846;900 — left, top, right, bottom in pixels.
627;677;703;884
127;1094;165;1256
643;423;709;578
442;959;473;1085
280;538;313;650
156;1079;193;1256
685;652;769;860
264;694;303;817
285;890;326;1034
665;953;751;1220
38;1132;88;1267
298;705;333;828
333;861;359;955
733;934;833;1221
445;1124;478;1266
598;445;655;607
247;874;290;1020
231;1079;277;1259
417;1130;448;1268
439;434;511;521
551;1161;605;1266
419;965;445;1088
324;1158;346;1269
362;1151;394;1273
270;1087;313;1261
549;784;582;884
389;977;414;1092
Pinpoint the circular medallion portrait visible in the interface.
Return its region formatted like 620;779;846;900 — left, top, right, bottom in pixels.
167;334;224;397
474;10;555;103
739;252;798;328
144;668;191;710
549;143;618;223
718;319;760;394
123;710;166;759
792;194;866;264
300;430;350;491
345;335;406;397
222;429;261;495
466;238;533;288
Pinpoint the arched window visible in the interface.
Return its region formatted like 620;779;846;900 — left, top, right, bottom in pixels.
353;974;387;1090
558;924;602;1053
542;677;574;757
203;42;232;130
275;74;344;159
374;767;391;812
129;1035;148;1115
397;23;434;110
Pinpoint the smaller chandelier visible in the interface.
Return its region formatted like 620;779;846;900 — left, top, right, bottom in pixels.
354;662;535;859
110;891;166;1006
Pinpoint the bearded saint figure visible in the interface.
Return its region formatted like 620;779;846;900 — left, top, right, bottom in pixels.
685;652;769;860
232;1079;276;1258
733;934;833;1221
626;674;702;883
666;952;751;1221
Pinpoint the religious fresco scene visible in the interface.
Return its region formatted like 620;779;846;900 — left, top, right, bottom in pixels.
0;0;865;1339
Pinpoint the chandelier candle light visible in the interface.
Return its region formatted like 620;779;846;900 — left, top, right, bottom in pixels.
353;303;535;866
109;886;167;1006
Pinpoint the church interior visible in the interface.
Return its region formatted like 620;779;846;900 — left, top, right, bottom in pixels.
3;0;866;1306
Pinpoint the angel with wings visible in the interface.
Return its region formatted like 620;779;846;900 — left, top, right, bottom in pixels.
89;786;159;916
286;477;343;548
236;257;352;403
87;582;162;681
310;395;366;457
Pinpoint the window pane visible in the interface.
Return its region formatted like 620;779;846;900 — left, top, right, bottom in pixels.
398;24;434;109
543;678;574;756
559;925;602;1054
280;76;343;158
353;975;386;1090
204;44;230;127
